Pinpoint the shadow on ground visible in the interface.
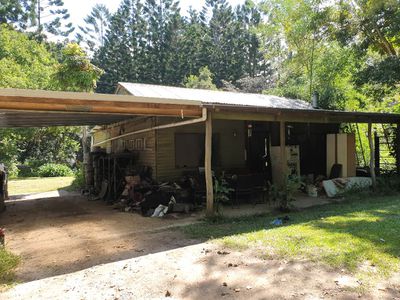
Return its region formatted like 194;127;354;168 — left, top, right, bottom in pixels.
0;194;201;283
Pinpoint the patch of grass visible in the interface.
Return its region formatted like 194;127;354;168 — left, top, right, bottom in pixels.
0;248;20;289
182;196;400;282
8;177;75;196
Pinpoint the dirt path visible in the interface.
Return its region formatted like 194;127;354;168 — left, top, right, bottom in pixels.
1;194;399;299
0;194;200;282
2;242;400;300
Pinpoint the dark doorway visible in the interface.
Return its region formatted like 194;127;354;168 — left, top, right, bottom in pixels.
246;122;272;181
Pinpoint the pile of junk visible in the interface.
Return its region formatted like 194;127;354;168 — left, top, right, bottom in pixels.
90;166;200;218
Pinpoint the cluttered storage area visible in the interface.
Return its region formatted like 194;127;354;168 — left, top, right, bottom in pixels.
87;115;391;217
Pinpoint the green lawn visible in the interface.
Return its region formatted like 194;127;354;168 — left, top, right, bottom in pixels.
8;177;75;196
182;196;400;284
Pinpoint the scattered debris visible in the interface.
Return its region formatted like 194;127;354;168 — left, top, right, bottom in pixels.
165;290;171;297
234;288;241;293
202;248;212;254
217;250;230;255
227;263;238;267
108;170;198;218
222;282;228;287
270;216;290;226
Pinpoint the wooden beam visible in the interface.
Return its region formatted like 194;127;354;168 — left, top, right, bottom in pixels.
205;110;214;217
280;121;287;186
0;95;202;117
212;109;400;124
368;123;377;191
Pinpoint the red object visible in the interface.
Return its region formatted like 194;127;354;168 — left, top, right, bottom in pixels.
0;228;4;236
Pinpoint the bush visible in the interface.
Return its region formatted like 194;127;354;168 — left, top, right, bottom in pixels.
70;163;85;190
36;163;74;177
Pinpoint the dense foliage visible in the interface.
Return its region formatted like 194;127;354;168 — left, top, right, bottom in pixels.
36;163;74;177
93;0;266;93
0;0;74;38
0;25;100;177
90;0;400;116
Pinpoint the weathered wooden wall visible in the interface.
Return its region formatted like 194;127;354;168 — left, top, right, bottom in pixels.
93;118;247;181
111;118;156;176
155;119;246;181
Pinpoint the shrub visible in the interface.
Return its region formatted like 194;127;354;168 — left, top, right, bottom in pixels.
36;163;74;177
70;163;85;190
269;175;303;212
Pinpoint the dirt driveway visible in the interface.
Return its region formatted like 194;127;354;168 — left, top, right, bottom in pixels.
1;193;201;282
1;194;400;299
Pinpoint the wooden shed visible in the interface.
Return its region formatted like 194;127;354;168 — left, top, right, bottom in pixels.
89;83;400;215
0;86;400;215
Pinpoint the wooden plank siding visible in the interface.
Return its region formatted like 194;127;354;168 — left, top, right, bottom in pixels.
93;117;157;177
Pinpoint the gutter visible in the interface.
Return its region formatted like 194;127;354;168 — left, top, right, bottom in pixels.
92;107;208;147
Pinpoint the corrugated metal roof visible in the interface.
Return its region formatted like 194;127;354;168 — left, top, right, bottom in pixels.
118;82;313;110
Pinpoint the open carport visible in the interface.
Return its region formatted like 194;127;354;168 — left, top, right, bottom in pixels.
0;88;205;283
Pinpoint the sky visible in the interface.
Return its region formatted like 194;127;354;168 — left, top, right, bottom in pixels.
64;0;246;29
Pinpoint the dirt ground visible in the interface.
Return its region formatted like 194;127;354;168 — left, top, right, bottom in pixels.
1;193;200;282
1;194;399;299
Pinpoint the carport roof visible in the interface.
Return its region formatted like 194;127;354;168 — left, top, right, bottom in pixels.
0;85;400;127
0;88;203;127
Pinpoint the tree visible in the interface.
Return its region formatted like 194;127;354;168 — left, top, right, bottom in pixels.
27;0;74;38
143;0;182;84
0;24;56;89
0;0;30;28
53;43;104;92
0;26;85;176
185;66;217;90
203;0;245;85
93;0;147;93
93;0;265;93
335;0;400;57
76;4;111;51
0;27;104;177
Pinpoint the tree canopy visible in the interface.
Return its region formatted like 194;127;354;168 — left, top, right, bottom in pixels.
0;25;100;176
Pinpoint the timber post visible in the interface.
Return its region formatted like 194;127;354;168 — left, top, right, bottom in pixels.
280;121;287;185
374;132;380;176
205;109;214;217
368;123;377;191
396;124;400;175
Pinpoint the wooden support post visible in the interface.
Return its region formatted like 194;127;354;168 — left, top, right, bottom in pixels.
368;123;377;191
280;121;287;185
374;132;380;176
205;110;214;217
396;124;400;175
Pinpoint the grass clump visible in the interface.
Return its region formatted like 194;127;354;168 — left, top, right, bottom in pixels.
0;248;20;289
182;195;400;282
